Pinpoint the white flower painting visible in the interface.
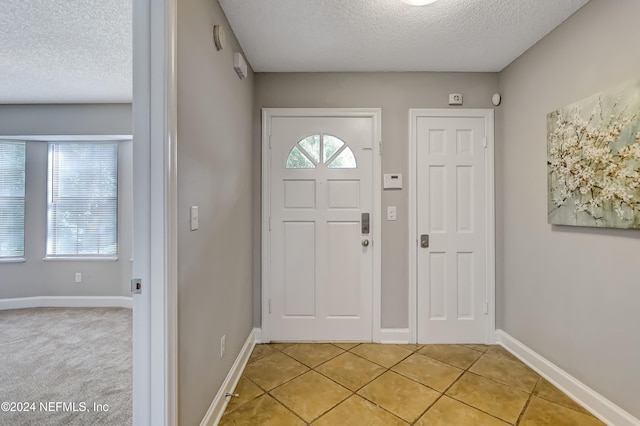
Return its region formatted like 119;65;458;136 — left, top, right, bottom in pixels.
547;80;640;229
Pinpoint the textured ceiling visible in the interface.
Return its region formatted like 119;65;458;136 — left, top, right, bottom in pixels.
0;0;589;103
219;0;590;72
0;0;131;104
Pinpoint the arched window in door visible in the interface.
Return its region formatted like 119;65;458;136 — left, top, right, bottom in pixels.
286;134;356;169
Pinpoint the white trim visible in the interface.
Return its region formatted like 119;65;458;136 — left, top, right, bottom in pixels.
496;330;640;426
42;257;119;262
379;328;410;344
0;258;25;263
200;328;259;426
408;109;496;344
132;0;178;424
254;328;264;344
0;296;132;310
165;0;179;423
261;108;382;344
0;135;133;142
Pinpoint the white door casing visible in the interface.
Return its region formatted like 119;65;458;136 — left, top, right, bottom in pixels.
262;109;381;342
409;109;495;344
132;0;178;423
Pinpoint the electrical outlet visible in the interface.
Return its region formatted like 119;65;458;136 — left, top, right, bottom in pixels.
448;93;463;105
387;206;397;221
75;272;82;283
220;335;225;359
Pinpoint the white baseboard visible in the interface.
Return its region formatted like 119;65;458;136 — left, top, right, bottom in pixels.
200;327;259;426
253;327;264;344
0;296;132;310
495;329;640;426
379;328;410;344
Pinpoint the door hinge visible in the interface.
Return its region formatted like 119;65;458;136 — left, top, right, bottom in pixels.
483;137;487;148
268;217;271;231
269;133;272;149
484;302;489;315
268;299;272;314
131;278;142;294
379;140;383;156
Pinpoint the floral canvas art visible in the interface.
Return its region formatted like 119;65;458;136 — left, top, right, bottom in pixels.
547;80;640;229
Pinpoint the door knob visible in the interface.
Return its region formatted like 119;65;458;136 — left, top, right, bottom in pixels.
362;239;369;247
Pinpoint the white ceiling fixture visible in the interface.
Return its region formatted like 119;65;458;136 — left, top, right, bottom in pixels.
0;0;132;104
401;0;438;6
219;0;590;73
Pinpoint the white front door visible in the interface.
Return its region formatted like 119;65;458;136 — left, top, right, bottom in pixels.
264;110;380;341
413;110;494;344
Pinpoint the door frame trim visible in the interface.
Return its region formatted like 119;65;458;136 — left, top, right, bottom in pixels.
261;108;382;343
408;109;496;344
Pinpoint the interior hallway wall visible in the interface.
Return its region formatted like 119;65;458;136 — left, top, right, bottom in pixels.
176;0;254;424
498;0;640;417
255;72;499;328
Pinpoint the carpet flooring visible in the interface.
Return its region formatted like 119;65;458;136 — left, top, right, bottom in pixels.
0;307;132;425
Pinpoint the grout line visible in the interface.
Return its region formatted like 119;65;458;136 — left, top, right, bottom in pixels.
228;343;563;425
515;377;540;425
264;392;310;425
422;346;516;425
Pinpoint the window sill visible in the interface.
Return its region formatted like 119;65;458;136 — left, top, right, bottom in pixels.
43;256;119;262
0;257;26;264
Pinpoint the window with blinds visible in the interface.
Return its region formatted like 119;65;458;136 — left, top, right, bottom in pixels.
47;143;118;257
0;141;26;259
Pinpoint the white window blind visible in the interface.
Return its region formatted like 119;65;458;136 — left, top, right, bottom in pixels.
0;141;26;258
47;143;118;257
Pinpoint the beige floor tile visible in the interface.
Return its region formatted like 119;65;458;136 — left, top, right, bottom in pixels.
269;342;298;351
280;343;344;368
418;344;483;369
486;344;517;359
313;395;408;426
520;396;606;426
533;379;590;415
463;344;489;353
391;353;463;392
446;372;529;423
271;371;351;422
398;344;422;352
316;352;386;391
469;351;540;393
350;343;413;368
243;352;309;391
224;377;264;414
357;371;439;423
415;396;510;426
248;344;278;363
332;342;360;350
219;394;305;426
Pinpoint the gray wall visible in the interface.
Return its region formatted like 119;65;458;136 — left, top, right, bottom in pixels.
498;0;640;418
0;104;132;136
0;104;133;299
255;72;499;328
176;0;254;424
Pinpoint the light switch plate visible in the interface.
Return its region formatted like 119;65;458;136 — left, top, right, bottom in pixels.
190;206;199;231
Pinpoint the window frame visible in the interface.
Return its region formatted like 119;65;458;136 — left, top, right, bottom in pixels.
45;141;120;260
285;133;357;169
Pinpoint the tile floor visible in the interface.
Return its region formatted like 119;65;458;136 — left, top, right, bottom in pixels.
219;343;605;425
